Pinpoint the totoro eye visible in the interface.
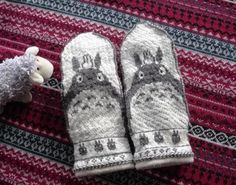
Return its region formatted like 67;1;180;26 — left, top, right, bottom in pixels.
138;71;144;79
159;66;166;75
77;75;83;83
97;73;104;81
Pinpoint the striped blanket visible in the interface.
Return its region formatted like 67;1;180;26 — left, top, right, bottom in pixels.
0;0;235;184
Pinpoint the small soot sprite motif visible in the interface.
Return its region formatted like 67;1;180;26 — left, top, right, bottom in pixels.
61;32;134;176
154;131;164;143
78;143;87;155
107;139;116;150
121;22;194;169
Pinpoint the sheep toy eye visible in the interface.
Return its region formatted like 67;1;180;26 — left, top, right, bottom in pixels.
77;75;83;83
138;71;144;79
159;66;166;75
97;73;104;81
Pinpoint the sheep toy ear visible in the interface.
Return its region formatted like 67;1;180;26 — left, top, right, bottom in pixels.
30;72;44;85
25;46;39;56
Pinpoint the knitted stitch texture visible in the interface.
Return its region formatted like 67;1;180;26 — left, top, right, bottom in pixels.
61;32;134;176
121;22;194;169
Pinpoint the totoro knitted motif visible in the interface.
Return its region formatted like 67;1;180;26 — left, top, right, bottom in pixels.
61;32;134;176
121;22;194;169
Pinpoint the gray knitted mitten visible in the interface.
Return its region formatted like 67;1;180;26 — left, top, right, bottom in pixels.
61;32;134;176
121;22;194;169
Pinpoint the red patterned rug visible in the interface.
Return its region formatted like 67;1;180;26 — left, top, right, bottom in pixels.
0;0;235;184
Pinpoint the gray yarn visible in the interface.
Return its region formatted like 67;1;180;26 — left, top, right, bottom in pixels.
0;54;36;112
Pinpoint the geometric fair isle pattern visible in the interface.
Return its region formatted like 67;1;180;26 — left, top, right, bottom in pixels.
0;0;236;184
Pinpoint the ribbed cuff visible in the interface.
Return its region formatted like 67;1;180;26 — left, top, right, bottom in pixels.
135;155;194;169
72;137;134;176
134;145;194;169
132;129;194;169
73;152;134;177
74;163;134;177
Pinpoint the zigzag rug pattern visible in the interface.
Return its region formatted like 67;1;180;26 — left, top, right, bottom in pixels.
0;0;235;184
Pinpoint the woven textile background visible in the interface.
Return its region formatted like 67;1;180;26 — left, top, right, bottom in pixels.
0;0;235;184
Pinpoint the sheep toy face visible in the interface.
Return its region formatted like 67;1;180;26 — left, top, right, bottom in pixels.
35;56;54;81
26;46;54;85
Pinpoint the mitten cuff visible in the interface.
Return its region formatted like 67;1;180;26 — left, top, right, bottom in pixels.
74;162;134;177
135;154;194;170
132;129;194;169
72;137;134;176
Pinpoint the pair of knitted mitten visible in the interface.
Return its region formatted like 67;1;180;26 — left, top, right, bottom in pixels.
61;22;194;176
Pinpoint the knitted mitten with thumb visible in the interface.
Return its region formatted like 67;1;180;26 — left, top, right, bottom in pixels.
61;32;134;176
121;22;194;169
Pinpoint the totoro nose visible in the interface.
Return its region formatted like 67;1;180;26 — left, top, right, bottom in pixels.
149;71;155;76
87;76;93;80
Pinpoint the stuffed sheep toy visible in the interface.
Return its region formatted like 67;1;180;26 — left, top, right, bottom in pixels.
0;46;54;114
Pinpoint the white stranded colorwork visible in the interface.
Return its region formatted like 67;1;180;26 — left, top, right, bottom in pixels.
0;46;54;114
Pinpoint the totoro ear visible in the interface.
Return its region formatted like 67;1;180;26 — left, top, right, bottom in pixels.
133;52;142;67
156;47;163;63
94;53;101;69
143;50;153;59
143;50;155;63
72;56;80;71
